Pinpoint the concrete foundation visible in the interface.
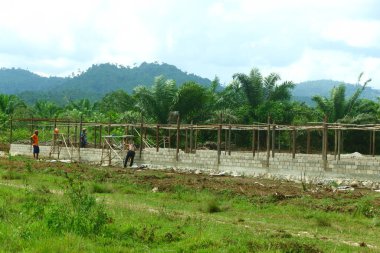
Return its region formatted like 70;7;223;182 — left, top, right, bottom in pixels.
9;144;380;184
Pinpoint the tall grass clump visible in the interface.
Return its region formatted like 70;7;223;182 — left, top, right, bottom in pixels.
45;175;109;236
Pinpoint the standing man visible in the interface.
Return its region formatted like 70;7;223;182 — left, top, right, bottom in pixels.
80;128;87;148
124;141;136;168
31;130;39;159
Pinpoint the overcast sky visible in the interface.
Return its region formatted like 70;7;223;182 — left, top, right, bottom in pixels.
0;0;379;87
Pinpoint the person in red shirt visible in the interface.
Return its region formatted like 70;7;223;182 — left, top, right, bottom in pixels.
31;130;39;159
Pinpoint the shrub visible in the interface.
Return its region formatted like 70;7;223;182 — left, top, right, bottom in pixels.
206;199;221;213
91;183;113;193
1;170;23;180
45;175;110;236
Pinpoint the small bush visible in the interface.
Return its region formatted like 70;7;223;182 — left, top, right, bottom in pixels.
205;200;221;213
25;161;32;173
2;170;23;180
315;215;332;227
372;217;380;227
45;176;110;236
91;183;113;193
354;200;375;218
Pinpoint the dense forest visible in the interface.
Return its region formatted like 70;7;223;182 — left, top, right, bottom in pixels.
0;63;377;153
0;62;211;105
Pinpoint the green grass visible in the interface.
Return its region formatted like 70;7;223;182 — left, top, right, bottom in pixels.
0;155;379;252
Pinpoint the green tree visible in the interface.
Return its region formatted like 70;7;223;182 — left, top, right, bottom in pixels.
33;100;61;118
233;69;295;108
312;73;371;122
96;90;135;114
133;75;177;123
0;94;26;115
172;82;209;122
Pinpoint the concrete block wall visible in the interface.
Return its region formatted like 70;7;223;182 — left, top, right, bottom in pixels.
8;144;380;181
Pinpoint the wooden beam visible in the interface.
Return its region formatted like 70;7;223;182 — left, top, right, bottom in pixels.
252;126;255;158
176;115;180;161
156;125;160;152
266;116;270;167
190;121;193;153
272;124;275;158
217;123;222;164
228;124;231;156
337;129;341;160
373;130;376;157
140;115;143;159
292;127;296;159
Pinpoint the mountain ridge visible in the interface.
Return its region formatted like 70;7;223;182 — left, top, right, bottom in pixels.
1;64;379;105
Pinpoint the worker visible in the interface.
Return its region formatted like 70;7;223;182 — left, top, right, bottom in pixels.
31;130;39;159
124;141;136;168
80;128;87;148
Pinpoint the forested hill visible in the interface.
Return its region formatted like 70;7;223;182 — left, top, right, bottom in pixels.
293;80;380;105
0;62;212;105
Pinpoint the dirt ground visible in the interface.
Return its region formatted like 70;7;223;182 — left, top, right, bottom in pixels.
122;168;374;200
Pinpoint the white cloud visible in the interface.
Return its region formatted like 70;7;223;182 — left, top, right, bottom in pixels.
322;20;380;48
0;0;379;88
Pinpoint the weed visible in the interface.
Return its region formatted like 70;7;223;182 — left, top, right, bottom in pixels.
247;239;321;253
25;161;33;173
137;225;158;243
2;170;23;180
372;217;380;227
45;175;109;236
315;215;332;227
354;199;375;218
91;183;113;193
205;199;221;213
22;189;50;219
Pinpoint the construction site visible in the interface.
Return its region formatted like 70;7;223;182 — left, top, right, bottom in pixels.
3;116;380;188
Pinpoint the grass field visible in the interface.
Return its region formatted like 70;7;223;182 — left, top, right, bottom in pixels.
0;155;379;252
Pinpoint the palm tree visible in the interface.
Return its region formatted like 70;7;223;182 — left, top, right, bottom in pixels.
133;75;177;123
312;73;371;122
233;68;295;109
33;100;61;118
0;94;26;115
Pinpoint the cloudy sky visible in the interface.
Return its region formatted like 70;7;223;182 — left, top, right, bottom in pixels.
0;0;379;87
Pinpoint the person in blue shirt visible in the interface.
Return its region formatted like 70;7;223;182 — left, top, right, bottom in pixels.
80;128;87;148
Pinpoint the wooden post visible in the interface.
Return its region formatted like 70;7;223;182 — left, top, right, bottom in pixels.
217;123;222;164
372;130;376;157
337;129;341;160
307;130;311;154
369;131;373;155
185;128;188;153
156;125;160;152
271;123;275;158
266;117;270;167
176;114;180;161
99;125;102;148
94;125;97;148
9;116;13;145
74;121;78;147
228;124;231;156
190;121;193;153
323;117;328;170
195;128;198;153
67;121;70;145
252;126;255;158
292;127;296;159
143;127;147;149
168;129;171;149
224;127;227;155
140;114;143;159
257;126;260;158
79;115;83;161
334;129;338;160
